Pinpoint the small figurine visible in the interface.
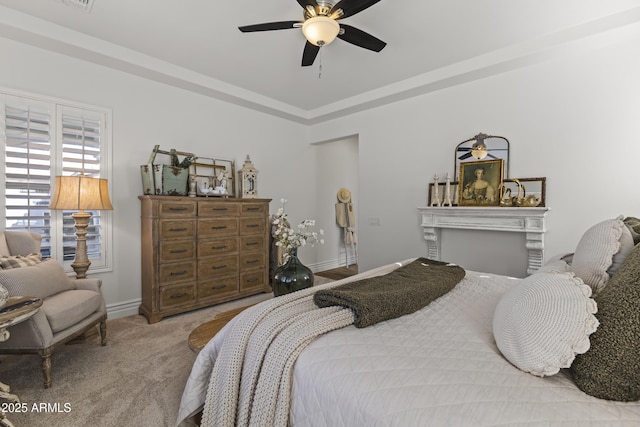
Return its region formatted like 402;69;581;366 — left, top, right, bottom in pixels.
430;174;441;207
214;170;229;195
188;175;197;197
443;173;453;206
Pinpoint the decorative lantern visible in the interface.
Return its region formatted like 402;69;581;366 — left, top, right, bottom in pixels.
238;155;258;198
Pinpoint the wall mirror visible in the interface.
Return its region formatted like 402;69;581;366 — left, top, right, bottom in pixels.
454;133;510;180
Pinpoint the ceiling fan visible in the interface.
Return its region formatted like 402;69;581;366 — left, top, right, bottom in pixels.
238;0;386;66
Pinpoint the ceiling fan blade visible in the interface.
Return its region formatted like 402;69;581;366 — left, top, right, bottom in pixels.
330;0;381;19
338;24;386;52
297;0;319;10
238;21;300;32
302;42;320;66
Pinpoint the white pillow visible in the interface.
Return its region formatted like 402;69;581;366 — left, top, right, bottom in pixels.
493;272;599;377
571;216;628;294
534;252;572;274
608;224;635;276
0;258;74;299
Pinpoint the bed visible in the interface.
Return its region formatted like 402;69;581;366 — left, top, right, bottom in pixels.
177;216;640;426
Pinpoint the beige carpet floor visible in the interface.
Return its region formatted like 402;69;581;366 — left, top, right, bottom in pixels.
0;277;334;427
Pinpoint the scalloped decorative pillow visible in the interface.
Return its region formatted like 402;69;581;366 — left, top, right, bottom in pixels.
571;216;630;294
493;271;599;377
534;252;572;274
571;242;640;401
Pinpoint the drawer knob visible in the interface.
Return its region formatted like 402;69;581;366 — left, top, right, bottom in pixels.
246;278;258;283
212;265;227;270
212;226;228;230
212;245;227;250
246;259;258;264
169;207;188;211
212;285;227;290
246;242;258;246
170;249;188;253
170;270;187;276
246;224;259;228
170;292;188;299
246;207;260;211
169;227;188;232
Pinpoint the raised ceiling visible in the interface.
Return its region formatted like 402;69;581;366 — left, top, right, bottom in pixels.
0;0;639;124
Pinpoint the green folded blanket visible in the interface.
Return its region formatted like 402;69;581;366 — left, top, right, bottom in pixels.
313;258;466;328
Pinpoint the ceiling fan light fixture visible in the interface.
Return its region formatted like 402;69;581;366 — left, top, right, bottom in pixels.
302;16;340;46
471;143;488;159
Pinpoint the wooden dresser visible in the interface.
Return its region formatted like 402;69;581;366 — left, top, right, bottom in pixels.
139;195;272;323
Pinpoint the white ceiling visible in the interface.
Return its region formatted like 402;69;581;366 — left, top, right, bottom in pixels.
1;0;639;124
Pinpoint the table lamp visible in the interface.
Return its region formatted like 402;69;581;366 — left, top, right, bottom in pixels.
49;174;113;278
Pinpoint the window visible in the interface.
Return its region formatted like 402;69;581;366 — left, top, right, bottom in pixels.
0;88;113;274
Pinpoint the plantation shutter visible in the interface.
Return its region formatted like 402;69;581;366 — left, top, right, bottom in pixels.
58;106;108;265
2;99;54;256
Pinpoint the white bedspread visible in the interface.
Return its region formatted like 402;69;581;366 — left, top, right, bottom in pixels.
177;262;640;427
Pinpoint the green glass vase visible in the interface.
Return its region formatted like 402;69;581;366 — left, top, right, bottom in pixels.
273;248;314;297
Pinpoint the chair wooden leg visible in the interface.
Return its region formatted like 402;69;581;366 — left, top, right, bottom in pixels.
99;320;107;346
40;348;53;389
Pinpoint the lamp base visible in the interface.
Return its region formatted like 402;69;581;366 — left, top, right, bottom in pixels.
71;211;92;279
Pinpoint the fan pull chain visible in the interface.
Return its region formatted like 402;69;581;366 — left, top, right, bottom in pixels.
318;48;323;79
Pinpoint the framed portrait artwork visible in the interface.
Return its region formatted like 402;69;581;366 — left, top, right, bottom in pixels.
458;159;504;206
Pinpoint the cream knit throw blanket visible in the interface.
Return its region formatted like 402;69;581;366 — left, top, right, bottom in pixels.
200;259;415;427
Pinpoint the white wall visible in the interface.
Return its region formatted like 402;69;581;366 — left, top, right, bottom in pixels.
1;27;640;316
0;37;312;317
309;136;358;270
309;34;640;276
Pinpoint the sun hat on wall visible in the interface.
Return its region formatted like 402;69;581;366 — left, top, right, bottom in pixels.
337;188;351;203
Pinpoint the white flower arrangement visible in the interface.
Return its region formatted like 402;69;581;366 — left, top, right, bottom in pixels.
272;199;324;259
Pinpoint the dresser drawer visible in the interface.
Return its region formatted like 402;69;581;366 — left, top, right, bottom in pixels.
198;277;239;299
160;240;196;262
158;200;197;217
239;252;265;271
198;255;239;279
198;202;240;217
198;218;238;237
160;283;196;309
240;235;265;252
240;270;267;292
241;203;267;216
159;261;196;284
198;237;238;258
159;220;196;239
240;217;265;235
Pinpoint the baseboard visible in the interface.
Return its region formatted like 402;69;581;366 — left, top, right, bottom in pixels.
106;299;140;319
308;256;357;273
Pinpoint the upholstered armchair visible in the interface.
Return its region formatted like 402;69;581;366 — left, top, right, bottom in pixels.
0;231;107;388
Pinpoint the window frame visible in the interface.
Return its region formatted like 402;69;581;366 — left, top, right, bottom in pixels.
0;86;113;275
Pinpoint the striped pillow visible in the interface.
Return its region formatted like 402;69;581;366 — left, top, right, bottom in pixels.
0;253;42;269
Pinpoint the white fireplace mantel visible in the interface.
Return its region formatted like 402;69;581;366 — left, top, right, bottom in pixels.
417;206;550;275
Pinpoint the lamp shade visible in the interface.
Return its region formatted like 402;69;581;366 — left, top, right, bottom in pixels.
302;16;340;46
49;175;113;211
